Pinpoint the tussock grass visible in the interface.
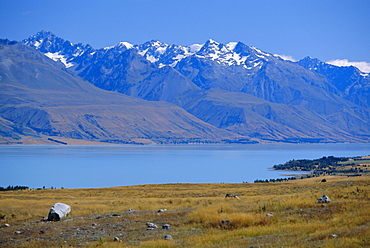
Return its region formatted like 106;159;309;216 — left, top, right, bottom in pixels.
1;176;369;247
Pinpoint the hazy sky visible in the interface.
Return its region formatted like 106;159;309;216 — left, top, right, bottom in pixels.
1;0;369;69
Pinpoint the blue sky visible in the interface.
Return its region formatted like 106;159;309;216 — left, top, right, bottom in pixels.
1;0;369;71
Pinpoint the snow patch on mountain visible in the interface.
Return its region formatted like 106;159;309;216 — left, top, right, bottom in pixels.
45;52;74;68
252;47;271;57
137;48;148;56
33;40;42;49
146;55;159;63
156;46;167;54
189;44;203;53
225;42;238;51
104;45;115;50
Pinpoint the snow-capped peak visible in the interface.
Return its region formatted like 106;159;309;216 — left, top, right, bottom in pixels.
197;39;224;57
187;39;267;68
133;40;171;64
202;39;222;49
118;41;134;49
131;38;271;70
23;31;270;71
207;39;219;44
150;40;165;48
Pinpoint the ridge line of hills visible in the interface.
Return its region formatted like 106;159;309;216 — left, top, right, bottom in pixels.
0;31;369;144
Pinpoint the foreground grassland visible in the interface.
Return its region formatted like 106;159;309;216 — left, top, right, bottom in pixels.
1;176;369;247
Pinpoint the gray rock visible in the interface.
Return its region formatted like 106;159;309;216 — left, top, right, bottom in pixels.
163;235;173;240
162;224;170;230
266;212;274;217
146;222;158;228
221;220;230;225
317;195;331;203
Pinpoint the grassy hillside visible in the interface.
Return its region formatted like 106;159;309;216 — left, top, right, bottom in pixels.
1;176;369;247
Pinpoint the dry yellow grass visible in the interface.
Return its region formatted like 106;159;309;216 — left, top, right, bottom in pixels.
0;175;369;247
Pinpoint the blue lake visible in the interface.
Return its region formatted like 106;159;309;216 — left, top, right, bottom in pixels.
1;144;369;189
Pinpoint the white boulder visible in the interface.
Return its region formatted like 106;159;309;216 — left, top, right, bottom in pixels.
146;222;158;229
317;195;331;203
47;203;71;221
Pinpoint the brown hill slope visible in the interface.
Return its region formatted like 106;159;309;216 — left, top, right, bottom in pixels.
175;88;367;143
0;41;242;144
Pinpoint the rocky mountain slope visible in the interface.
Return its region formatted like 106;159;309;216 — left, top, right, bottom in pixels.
2;31;369;143
174;89;361;142
297;56;370;108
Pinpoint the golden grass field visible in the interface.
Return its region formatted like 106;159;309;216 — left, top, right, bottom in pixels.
0;175;369;247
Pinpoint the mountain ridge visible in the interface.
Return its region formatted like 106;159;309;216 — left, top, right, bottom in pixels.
1;31;369;144
0;40;244;144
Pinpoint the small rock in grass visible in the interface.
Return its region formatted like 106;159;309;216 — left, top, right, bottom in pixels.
163;235;173;240
146;222;158;228
221;220;230;225
113;237;120;241
317;194;331;203
329;234;338;238
162;224;170;230
4;223;10;227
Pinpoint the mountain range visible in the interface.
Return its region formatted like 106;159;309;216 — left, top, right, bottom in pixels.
0;31;369;144
0;39;240;145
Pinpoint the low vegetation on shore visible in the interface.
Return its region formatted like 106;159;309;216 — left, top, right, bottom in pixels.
1;175;369;247
273;155;370;177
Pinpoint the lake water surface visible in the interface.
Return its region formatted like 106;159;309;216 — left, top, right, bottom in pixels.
1;144;369;189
